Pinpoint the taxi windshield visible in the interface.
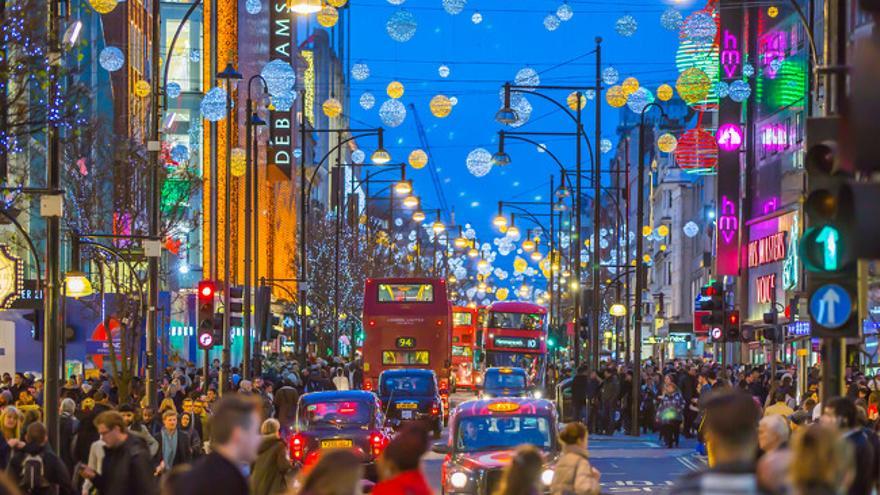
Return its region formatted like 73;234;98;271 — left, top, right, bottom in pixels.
303;401;371;429
455;415;552;452
484;371;527;389
380;375;435;397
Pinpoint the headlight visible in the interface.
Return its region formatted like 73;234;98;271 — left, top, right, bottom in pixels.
450;471;469;488
541;468;555;486
533;390;543;399
475;376;483;384
483;393;492;399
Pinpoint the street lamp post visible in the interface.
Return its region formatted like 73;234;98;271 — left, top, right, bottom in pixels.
630;102;668;436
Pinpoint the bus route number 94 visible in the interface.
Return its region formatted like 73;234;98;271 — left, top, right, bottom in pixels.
396;337;416;349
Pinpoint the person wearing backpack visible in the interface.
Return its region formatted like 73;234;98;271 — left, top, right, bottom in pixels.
8;421;76;495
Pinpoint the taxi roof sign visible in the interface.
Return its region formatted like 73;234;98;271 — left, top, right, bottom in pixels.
498;368;513;374
487;401;520;413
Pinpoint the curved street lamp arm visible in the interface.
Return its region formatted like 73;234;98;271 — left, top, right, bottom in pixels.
510;87;577;126
161;0;203;91
77;239;147;306
501;133;575;194
305;132;378;201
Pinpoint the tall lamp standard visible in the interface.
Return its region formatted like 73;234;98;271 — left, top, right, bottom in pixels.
243;75;267;380
630;101;668;436
216;62;242;394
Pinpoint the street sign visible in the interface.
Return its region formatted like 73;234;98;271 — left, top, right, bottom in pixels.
198;332;215;348
809;284;853;329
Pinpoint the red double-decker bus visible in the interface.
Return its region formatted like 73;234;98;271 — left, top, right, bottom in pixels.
361;277;452;391
451;306;479;390
482;301;548;388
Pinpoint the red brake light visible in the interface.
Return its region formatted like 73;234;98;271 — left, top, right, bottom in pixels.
365;379;373;391
435;319;443;326
290;434;305;461
369;431;387;458
368;320;377;327
431;401;440;416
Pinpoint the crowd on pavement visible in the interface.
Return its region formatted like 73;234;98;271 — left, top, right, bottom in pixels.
0;353;875;495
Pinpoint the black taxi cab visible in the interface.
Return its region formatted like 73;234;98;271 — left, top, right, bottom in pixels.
289;390;391;478
478;367;540;399
433;398;561;495
378;368;445;437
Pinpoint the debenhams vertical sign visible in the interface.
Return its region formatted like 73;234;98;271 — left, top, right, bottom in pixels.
269;0;292;179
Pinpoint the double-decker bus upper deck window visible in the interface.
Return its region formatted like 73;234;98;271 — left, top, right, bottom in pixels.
377;283;434;303
452;311;473;326
488;312;544;330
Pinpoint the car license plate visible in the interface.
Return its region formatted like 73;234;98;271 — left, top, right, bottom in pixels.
320;439;353;449
396;402;417;409
401;410;413;420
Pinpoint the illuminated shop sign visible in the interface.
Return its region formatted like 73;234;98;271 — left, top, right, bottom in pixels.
718;195;739;245
720;29;742;79
748;232;787;268
269;0;293;179
756;273;776;304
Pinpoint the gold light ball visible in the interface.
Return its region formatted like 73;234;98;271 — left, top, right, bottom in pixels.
606;85;627;108
657;224;670;237
767;6;778;17
429;94;452;118
621;77;640;96
134;80;152;98
322;97;343;118
657;84;674;101
408;149;428;169
676;67;711;105
327;0;347;5
387;81;405;99
317;5;339;26
231;148;247;177
642;254;652;263
657;133;678;153
496;288;509;301
89;0;117;14
566;92;586;110
642;225;652;237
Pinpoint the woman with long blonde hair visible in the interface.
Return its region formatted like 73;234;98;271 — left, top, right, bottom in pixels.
292;449;363;495
493;445;545;495
789;423;854;495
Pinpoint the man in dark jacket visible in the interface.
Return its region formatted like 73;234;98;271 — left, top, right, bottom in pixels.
58;398;79;473
80;410;158;495
8;421;76;495
570;366;589;424
822;397;878;495
153;409;191;473
171;394;262;495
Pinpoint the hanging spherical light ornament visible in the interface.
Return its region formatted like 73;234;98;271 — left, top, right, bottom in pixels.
351;149;366;164
543;13;561;31
557;1;573;21
379;99;407;128
408;149;428;169
605;85;627;108
600;139;613;154
387;80;405;99
626;87;654;114
681;10;717;46
442;0;466;15
509;94;532;128
449;96;459;106
466;148;493;177
615;14;638;37
621;77;640;96
514;67;540;90
660;8;683;31
743;62;755;78
351;62;370;81
495;287;509;301
89;0;117;14
134;80;151;98
359;92;375;110
438;65;451;78
386;9;418;42
715;81;730;99
767;6;779;17
261;60;296;97
656;224;670;237
471;11;482;24
676;67;711;105
642;225;653;237
566;92;586;110
656;83;674;101
170;144;189;163
165;82;182;99
328;0;347;6
189;49;201;63
99;46;125;72
683;221;700;238
513;256;528;273
322;97;343;118
230;148;247;177
674;128;718;169
728;80;752;102
270;89;296;112
657;133;678;153
200;87;229;121
584;89;596;101
430;94;453;118
387;0;405;5
245;0;261;14
602;66;619;85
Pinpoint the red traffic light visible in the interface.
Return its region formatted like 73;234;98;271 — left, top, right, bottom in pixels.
198;280;215;299
728;311;739;326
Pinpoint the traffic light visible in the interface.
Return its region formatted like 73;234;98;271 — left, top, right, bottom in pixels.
724;310;740;342
697;282;724;326
197;280;216;349
229;285;244;328
802;117;858;338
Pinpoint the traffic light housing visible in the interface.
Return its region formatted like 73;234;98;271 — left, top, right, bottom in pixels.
802;117;858;338
697;282;724;328
724;310;740;342
197;280;216;349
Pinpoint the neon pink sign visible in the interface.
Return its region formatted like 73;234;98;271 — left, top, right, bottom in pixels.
718;195;739;244
717;123;743;152
720;29;741;79
759;30;786;79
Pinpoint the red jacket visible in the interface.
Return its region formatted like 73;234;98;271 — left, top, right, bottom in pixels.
371;470;434;495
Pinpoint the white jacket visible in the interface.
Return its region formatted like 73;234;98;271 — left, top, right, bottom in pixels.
550;444;600;495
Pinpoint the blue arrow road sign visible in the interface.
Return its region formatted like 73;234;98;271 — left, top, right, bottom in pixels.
810;284;853;329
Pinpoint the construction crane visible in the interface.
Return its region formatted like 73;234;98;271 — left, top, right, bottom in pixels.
408;103;451;220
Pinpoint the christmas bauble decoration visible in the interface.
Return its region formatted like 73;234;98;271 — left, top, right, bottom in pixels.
166;82;181;99
379;99;407;127
322;97;342;118
351;63;370;81
466;148;493;177
386;9;417;42
429;94;452;118
615;14;637;37
317;5;338;27
442;0;466;15
676;67;711;104
359;92;375;110
387;80;405;99
657;133;678;153
89;0;117;14
602;67;619;85
134;80;151;98
409;149;428;169
261;60;296;97
99;47;124;72
656;83;674;101
606;85;626;108
200;87;228;121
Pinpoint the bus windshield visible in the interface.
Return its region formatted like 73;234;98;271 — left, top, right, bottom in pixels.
377;283;434;303
488;312;543;330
